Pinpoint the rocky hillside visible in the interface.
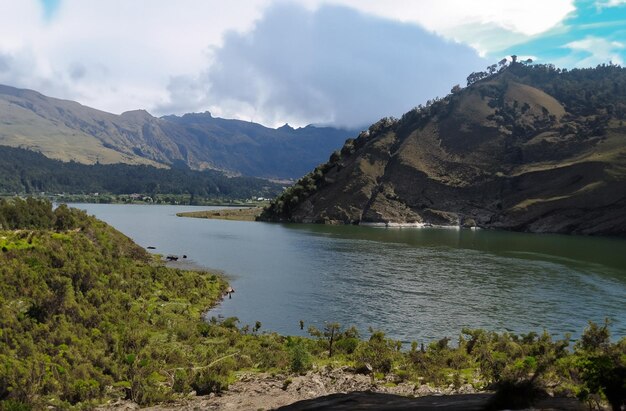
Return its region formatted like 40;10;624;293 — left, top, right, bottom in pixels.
261;63;626;236
161;113;357;179
0;85;354;179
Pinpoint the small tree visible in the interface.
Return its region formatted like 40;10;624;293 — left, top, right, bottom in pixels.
54;204;77;231
308;322;341;357
574;320;626;410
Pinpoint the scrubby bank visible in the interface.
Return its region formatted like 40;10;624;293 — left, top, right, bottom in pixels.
0;198;233;409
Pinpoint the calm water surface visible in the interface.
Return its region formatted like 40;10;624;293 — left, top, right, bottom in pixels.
72;203;626;343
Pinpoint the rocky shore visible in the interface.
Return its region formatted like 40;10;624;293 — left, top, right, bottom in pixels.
98;366;476;410
98;366;585;411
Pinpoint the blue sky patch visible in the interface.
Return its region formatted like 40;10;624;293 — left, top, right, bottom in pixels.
40;0;61;20
502;0;626;67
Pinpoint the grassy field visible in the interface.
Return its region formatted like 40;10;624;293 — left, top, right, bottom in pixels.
177;207;264;221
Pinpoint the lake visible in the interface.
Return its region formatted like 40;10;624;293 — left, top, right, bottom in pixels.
72;203;626;344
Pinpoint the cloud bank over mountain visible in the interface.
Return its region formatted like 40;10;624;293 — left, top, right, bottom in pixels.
1;0;622;128
159;4;486;128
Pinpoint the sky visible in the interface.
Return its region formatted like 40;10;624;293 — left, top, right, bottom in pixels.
0;0;624;128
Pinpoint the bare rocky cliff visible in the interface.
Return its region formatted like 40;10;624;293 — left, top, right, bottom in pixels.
261;63;626;236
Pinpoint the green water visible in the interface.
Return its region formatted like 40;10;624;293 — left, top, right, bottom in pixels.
75;204;626;343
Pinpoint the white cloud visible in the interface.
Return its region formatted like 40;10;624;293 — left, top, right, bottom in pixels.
318;0;575;36
0;0;272;113
563;36;624;67
0;0;574;126
177;4;486;128
296;0;576;56
595;0;626;8
0;1;44;51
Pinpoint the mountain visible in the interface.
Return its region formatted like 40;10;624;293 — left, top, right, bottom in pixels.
261;63;626;236
0;85;170;167
0;85;356;179
161;113;359;179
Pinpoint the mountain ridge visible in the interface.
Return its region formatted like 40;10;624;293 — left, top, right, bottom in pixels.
0;84;357;179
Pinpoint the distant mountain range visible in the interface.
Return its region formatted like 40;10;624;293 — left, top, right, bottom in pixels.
261;63;626;236
0;84;357;179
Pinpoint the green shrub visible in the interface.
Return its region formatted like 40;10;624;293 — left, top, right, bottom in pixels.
290;342;312;374
354;330;398;374
0;400;32;411
172;370;190;394
572;322;621;408
68;379;100;404
191;370;229;395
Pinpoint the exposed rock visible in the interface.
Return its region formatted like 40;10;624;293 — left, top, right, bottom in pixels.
101;367;586;411
98;367;508;411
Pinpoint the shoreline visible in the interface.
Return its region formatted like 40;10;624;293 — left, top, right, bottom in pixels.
176;206;263;221
359;221;480;229
175;208;474;229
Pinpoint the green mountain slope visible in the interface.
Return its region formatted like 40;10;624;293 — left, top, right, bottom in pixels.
0;85;355;179
261;63;626;236
0;146;281;200
0;85;169;167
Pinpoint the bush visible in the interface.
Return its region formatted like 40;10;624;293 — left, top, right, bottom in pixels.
68;379;100;404
290;342;312;374
0;200;229;407
172;369;190;394
0;400;32;411
354;330;398;374
572;321;626;410
191;370;229;396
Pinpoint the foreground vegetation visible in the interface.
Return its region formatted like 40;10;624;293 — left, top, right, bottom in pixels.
1;199;624;410
0;199;231;409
